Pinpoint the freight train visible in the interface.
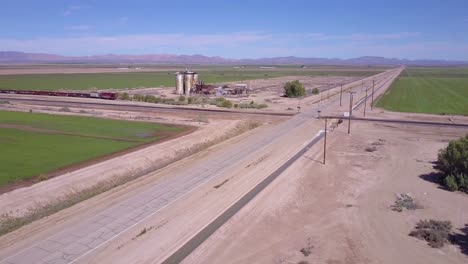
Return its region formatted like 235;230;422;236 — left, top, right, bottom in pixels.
0;90;117;100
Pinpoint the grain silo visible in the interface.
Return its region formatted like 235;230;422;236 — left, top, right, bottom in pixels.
175;72;184;95
184;71;195;95
174;70;199;95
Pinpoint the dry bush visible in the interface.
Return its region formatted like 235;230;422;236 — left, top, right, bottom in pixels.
390;193;422;212
36;174;50;182
193;114;209;123
365;146;377;152
59;106;71;112
409;219;452;248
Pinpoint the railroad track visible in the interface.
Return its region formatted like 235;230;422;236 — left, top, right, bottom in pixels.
321;115;468;128
0;96;295;117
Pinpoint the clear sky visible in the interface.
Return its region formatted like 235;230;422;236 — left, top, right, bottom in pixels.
1;0;468;60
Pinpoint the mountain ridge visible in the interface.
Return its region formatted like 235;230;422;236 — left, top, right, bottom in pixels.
1;51;467;66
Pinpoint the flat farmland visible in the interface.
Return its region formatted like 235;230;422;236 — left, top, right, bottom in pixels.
0;66;384;90
0;111;186;186
376;67;468;115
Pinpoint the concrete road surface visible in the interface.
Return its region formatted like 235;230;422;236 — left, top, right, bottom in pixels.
0;68;402;264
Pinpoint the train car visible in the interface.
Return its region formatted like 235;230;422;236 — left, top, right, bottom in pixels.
98;92;117;100
0;89;117;100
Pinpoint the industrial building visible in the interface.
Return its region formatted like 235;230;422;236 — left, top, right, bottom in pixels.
175;70;250;96
175;70;199;95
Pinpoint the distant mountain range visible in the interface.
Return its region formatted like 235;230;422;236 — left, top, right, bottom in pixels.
1;51;467;66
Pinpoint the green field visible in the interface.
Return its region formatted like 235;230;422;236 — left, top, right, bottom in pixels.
0;111;185;186
376;67;468;115
0;66;384;90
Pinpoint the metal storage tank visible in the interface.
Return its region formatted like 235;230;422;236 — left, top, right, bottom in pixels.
184;72;194;95
193;73;199;85
175;72;184;95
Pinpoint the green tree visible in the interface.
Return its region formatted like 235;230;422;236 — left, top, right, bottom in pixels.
221;100;233;108
437;135;468;193
444;174;458;191
118;92;130;100
284;80;305;98
144;95;156;103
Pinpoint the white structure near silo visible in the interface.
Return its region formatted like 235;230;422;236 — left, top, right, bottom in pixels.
175;70;199;95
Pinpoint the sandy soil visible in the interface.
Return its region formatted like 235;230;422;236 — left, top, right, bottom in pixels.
183;122;468;264
108;75;368;112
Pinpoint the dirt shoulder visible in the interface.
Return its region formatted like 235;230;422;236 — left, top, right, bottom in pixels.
182;122;468;264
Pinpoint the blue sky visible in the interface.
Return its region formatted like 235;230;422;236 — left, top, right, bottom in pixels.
1;0;468;60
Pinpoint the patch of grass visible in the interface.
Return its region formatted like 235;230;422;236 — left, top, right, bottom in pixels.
376;67;468;115
0;111;184;186
0;111;180;141
0;120;261;236
0;67;381;91
409;219;452;248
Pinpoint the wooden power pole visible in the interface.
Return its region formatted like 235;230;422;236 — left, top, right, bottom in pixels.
364;88;368;117
339;84;343;106
371;80;375;110
348;92;355;134
323;118;327;164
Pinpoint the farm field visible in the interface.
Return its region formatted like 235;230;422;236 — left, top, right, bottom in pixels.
0;67;384;90
0;111;185;186
376;67;468;115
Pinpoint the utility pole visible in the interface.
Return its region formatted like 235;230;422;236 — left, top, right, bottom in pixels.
371;80;375;110
339;84;343;106
364;88;368;117
348;91;355;134
323;118;327;164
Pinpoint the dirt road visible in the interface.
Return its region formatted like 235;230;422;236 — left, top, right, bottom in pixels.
0;68;402;264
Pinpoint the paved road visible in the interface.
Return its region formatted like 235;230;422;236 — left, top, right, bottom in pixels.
0;68;402;264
